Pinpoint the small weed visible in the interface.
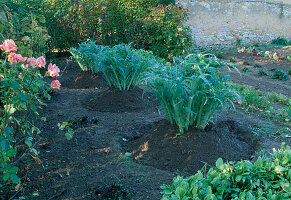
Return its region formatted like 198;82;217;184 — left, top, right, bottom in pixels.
243;61;250;65
258;70;268;76
228;57;237;63
241;66;250;72
254;64;262;68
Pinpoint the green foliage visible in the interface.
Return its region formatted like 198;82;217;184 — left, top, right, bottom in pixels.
257;69;268;76
161;144;291;200
0;43;51;186
241;66;250;72
228;57;237;63
148;54;237;133
243;61;250;65
265;92;290;107
70;40;109;72
11;0;192;60
277;105;291;122
1;1;49;57
254;64;262;68
236;84;272;112
72;42;162;90
271;68;289;81
271;37;288;45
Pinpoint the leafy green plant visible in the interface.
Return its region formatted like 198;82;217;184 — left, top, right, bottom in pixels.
70;40;110;72
228;57;237;63
72;43;162;90
243;61;250;65
161;143;291;200
265;92;290;107
58;122;76;140
148;54;238;133
254;64;262;68
258;69;268;76
277;105;291;122
271;68;289;81
272;37;288;45
241;66;250;72
236;84;272;112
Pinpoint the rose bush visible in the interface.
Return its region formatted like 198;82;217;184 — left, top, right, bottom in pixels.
0;39;60;187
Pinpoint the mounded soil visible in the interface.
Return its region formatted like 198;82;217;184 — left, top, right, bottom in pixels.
124;120;258;175
83;87;158;113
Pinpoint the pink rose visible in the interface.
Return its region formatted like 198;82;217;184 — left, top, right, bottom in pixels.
25;57;37;69
36;56;46;68
47;63;60;77
51;80;61;90
0;39;18;53
8;53;27;64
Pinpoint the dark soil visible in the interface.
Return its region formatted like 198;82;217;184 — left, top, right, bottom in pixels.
125;120;258;175
83;87;158;113
218;46;291;97
62;71;108;89
2;56;289;200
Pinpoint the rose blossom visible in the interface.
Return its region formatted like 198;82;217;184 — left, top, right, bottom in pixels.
0;39;18;53
8;53;27;64
47;63;60;77
36;56;46;68
51;80;61;90
25;57;37;69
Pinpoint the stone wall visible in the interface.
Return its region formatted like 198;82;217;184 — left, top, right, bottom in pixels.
178;0;291;49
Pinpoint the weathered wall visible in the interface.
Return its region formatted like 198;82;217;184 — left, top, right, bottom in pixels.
178;0;291;49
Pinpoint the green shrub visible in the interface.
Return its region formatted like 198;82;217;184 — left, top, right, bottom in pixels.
148;54;237;133
272;37;288;45
161;143;291;200
271;68;289;81
1;1;49;57
10;0;192;60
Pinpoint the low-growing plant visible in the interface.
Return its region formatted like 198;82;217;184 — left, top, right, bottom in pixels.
161;143;291;199
272;37;288;45
254;64;262;68
241;66;250;72
228;57;237;63
243;61;250;65
236;84;272;112
258;69;268;76
265;92;290;107
277;105;291;122
271;68;289;81
148;54;238;133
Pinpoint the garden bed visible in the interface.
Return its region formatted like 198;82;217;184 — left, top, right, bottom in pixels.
2;56;290;200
